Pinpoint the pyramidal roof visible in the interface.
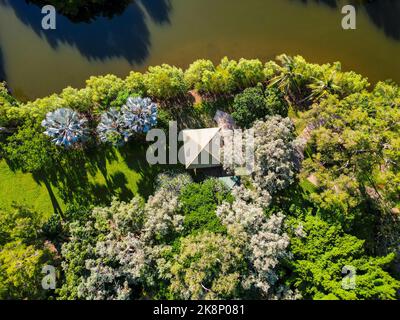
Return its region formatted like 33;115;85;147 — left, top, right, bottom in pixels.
182;128;221;169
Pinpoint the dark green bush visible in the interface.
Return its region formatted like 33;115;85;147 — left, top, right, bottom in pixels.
231;86;270;128
179;179;233;235
231;85;289;128
265;86;289;117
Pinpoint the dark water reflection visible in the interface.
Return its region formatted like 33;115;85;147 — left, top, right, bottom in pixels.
0;0;400;99
364;0;400;40
0;0;171;64
26;0;134;22
294;0;400;40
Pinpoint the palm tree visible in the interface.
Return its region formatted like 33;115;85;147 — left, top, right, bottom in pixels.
307;71;342;101
97;108;125;146
42;108;88;147
96;97;158;146
269;54;303;101
121;97;157;135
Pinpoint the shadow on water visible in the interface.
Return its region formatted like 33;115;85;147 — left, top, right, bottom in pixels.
295;0;337;8
293;0;400;40
0;0;172;64
26;0;135;23
363;0;400;40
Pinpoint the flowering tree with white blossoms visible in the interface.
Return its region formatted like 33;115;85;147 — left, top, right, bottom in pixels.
60;197;146;300
223;115;304;208
143;172;192;244
217;191;298;299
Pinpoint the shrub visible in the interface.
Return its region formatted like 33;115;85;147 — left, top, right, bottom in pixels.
184;59;215;92
288;215;400;300
217;198;293;298
200;57;237;95
0;83;18;130
3;121;56;172
0;82;17;108
58;198;146;300
265;86;289;117
169;231;245;300
234;58;265;89
231;86;271;128
125;71;146;96
179;179;233;235
263;61;280;80
4;95;65;128
86;75;125;111
60;87;93;113
144;64;187;100
0;206;54;300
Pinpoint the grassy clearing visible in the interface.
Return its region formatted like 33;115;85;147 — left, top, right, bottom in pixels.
0;142;166;217
0;160;62;216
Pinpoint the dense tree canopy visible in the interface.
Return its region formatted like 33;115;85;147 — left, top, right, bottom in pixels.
288;215;399;300
0;55;399;300
0;206;54;299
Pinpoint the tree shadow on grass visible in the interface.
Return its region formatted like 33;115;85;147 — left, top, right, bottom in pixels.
118;142;165;200
3;136;165;215
31;144;136;213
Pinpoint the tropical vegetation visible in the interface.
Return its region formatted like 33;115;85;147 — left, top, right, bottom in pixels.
0;54;399;300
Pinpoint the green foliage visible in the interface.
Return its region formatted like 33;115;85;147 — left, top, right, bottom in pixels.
0;206;43;245
300;86;400;228
288;215;400;300
0;82;16;106
231;85;288;128
0;82;18;126
231;86;270;128
59;87;93;113
269;54;305;99
2;94;64;129
0;206;53;299
184;59;216;92
58;198;145;300
185;58;265;95
234;58;265;88
125;71;146;96
270;54;369;105
144;64;187;100
265;86;289;116
2;121;57;173
200;57;237;95
0;83;17;133
0;241;48;299
169;231;245;299
179;179;233;235
86;74;126;111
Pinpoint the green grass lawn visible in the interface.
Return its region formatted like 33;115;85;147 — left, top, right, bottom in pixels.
0;160;62;215
0;142;165;218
